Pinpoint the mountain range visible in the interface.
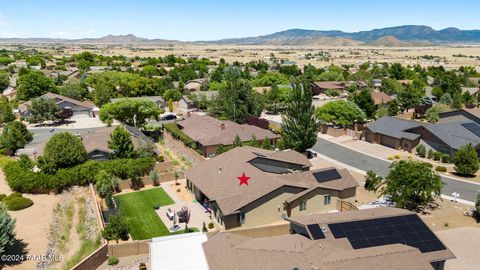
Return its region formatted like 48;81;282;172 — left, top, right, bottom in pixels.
1;25;480;46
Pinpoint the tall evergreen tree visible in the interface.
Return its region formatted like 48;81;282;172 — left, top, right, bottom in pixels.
1;103;15;123
108;126;134;158
0;203;16;255
0;121;33;155
453;143;479;176
281;79;319;153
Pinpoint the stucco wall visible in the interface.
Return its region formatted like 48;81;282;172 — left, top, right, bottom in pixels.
289;189;339;217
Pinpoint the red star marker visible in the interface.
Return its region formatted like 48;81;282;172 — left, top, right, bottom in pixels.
238;172;250;186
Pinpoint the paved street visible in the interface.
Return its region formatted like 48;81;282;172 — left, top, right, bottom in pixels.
311;137;480;202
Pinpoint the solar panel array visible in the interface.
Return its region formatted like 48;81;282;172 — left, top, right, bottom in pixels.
312;169;342;183
327;214;445;253
307;224;326;240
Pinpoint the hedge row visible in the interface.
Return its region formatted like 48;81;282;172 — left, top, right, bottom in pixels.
3;157;156;194
163;123;197;149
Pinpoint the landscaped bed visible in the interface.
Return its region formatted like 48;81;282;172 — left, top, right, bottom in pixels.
114;187;197;240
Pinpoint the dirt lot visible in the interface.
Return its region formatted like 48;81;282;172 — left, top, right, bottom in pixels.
0;171;59;270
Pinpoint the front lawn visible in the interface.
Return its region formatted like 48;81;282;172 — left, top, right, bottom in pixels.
114;187;176;240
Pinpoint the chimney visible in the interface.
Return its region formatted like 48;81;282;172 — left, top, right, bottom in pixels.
187;111;191;118
220;122;225;130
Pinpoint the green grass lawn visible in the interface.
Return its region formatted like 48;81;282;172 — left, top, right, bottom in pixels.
114;187;195;240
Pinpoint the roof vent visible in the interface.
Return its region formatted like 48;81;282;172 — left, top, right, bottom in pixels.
220;122;226;130
217;167;222;174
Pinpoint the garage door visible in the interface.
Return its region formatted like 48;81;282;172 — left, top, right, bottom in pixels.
380;136;398;149
72;110;90;118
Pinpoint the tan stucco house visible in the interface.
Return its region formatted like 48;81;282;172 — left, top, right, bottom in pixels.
184;146;358;230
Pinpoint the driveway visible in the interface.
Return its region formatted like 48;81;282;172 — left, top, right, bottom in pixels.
311;137;480;203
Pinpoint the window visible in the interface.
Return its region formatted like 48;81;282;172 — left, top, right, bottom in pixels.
324;195;332;205
300;200;307;211
238;212;245;225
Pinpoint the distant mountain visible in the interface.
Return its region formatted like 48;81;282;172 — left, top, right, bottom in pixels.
1;26;480;46
201;25;480;46
0;34;184;45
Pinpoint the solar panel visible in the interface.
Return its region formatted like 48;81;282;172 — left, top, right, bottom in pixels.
307;224;325;240
327;214;446;253
462;122;480;137
312;169;342;183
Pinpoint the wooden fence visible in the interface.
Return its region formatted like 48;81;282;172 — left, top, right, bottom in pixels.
163;131;206;164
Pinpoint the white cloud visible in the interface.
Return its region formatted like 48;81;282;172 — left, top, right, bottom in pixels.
0;12;13;37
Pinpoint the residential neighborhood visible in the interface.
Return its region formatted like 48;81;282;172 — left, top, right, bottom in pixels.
0;1;480;270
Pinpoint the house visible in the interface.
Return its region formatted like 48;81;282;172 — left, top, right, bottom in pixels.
178;91;218;110
371;91;393;105
438;107;480;125
363;116;480;156
185;146;358;230
34;125;154;161
184;78;206;91
18;92;96;118
177;114;279;157
110;96;166;109
311;81;346;95
203;208;455;270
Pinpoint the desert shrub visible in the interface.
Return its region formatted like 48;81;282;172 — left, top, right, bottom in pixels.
394;154;401;159
107;256;119;266
0;194;6;201
435;166;447;172
415;144;426;158
157;155;164;162
5;196;34;211
433;151;442;161
441;154;451;163
387;155;394;160
208;222;214;229
427;149;434;159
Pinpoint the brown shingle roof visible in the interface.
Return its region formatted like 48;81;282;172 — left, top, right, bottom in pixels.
312;81;345;90
371;91;393;105
185;147;356;215
177;114;279;147
18;92;94;113
203;208;455;270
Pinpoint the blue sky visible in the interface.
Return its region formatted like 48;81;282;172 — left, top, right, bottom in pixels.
0;0;478;40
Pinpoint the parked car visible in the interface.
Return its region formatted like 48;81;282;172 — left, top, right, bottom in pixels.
161;114;177;121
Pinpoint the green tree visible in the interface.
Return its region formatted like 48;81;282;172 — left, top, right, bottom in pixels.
0;70;9;90
475;192;480;218
168;99;174;112
232;134;243;147
100;99;161;128
453;143;479;176
17;71;56;100
425;103;451;123
415;144;426;158
451;92;463;109
27;98;61;123
261;137;271;150
387;99;400;116
380;160;442;210
0;121;33;155
265;84;281;113
58;79;87;100
108;126;134;159
389;63;408;80
1;103;15;123
397;80;426;111
352;89;376;118
92;82;116;106
439;93;452;105
95;170;115;198
375;105;389;118
316;100;366;127
41;132;87;170
102;215;129;243
150;170;159;186
0;203;16;255
282;80;319;153
162;89;182;102
364;170;382;192
212;66;263;123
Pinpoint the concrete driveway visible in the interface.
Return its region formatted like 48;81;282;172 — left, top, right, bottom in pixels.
311;137;480;203
436;227;480;270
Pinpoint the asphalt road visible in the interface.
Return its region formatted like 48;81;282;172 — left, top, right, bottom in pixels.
311;137;480;203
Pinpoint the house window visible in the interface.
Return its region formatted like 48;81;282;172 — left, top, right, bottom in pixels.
299;200;307;211
324;195;332;205
238;212;245;225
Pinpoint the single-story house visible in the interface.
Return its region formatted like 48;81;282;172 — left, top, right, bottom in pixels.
185;146;358;230
18;92;96;118
363;116;480;156
34;125;154;161
176;114;279;157
311;81;346;95
110;96;166;109
178;91;218;110
203;208;454;270
184;78;206;91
